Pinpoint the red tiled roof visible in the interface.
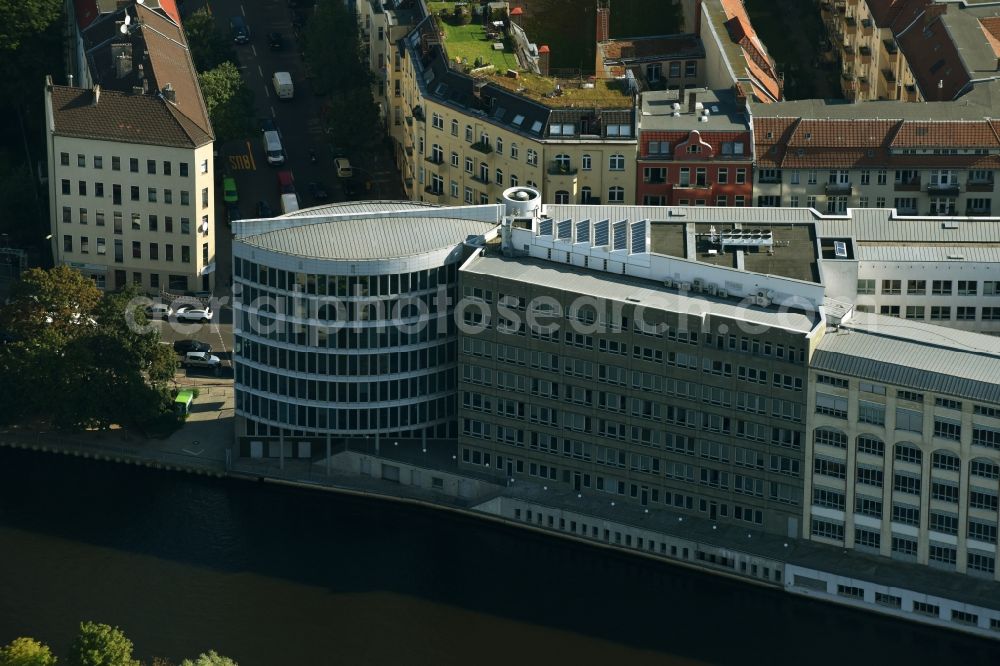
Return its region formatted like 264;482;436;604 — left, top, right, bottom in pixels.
510;6;523;15
538;45;550;53
73;0;101;29
787;119;898;148
895;12;970;101
156;0;181;26
719;0;781;102
890;120;1000;148
980;17;1000;58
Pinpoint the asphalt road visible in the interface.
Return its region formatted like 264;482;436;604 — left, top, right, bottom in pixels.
150;317;235;380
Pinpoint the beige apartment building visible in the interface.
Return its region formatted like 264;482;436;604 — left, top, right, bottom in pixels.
822;0;1000;103
360;0;637;206
753;101;1000;219
45;1;215;294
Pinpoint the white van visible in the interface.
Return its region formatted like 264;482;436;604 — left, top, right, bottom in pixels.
272;71;294;99
262;130;285;165
280;192;299;214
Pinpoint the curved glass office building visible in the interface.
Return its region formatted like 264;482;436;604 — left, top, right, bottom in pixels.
232;201;499;448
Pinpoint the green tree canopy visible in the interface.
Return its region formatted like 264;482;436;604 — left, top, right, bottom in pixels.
179;651;237;666
183;9;236;73
0;637;57;666
66;623;138;666
305;0;371;93
0;268;177;430
198;61;255;143
0;0;61;51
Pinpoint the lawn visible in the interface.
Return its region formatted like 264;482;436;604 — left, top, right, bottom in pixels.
428;2;521;72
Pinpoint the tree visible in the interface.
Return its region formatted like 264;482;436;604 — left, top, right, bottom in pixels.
179;652;237;666
0;637;57;666
305;0;371;93
198;62;255;143
0;267;176;430
66;623;138;666
321;87;381;152
182;9;236;73
0;0;61;51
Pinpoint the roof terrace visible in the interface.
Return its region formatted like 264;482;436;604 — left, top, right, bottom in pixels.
425;1;633;109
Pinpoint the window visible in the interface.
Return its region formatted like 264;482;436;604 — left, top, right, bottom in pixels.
148;188;157;203
932;280;952;295
973;425;1000;449
581;154;592;171
855;495;882;518
895;408;922;433
163;161;171;175
968;553;996;575
526;149;537;166
129;158;138;173
63;235;72;253
735;168;746;184
958;280;977;296
857;435;884;456
930;306;951;321
554;190;569;204
931;451;960;471
815;393;847;418
95;183;104;198
857;279;875;294
465;125;473;142
608;186;624;203
811;519;844;540
928;545;956;565
814;428;847;448
96;238;106;255
609;154;624;170
131;241;141;259
893;473;921;495
61;206;71;223
894;443;921;464
905;306;925;320
934;418;961;441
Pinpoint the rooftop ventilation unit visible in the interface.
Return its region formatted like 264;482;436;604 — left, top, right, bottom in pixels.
719;228;774;247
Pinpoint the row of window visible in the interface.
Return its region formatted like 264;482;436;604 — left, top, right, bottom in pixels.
234;258;458;297
641;166;748;186
59;180;205;209
758;168;992;186
60;207;205;237
61;235;197;264
57;152;204;177
857;279;998;296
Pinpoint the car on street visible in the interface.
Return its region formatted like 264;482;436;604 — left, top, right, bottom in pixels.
334;157;353;178
307;181;329;201
230;16;250;44
268;32;284;49
223;177;238;204
144;303;173;318
183;351;222;373
173;339;211;355
175;306;214;323
256;200;274;217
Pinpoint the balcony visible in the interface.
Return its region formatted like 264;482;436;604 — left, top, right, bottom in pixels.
966;179;994;193
881;68;895;83
893;178;921;192
547;161;578;176
413;105;425;122
825;182;853;195
471;173;491;185
859;77;870;94
845;16;857;32
862;18;873;36
927;181;960;195
423;186;445;198
926;206;957;217
859;45;871;64
471;141;493;154
425;155;446;166
884;39;898;62
675;180;710;189
843;45;856;63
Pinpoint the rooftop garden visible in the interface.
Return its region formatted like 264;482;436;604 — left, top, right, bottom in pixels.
426;1;632;108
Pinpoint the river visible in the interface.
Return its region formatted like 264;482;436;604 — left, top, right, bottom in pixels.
0;448;995;665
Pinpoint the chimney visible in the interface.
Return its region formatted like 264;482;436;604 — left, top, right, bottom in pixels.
538;45;550;76
91;85;100;106
112;43;133;78
688;90;697;113
596;0;610;43
162;82;176;103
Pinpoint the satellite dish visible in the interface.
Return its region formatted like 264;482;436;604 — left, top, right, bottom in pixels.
124;13;131;25
120;24;128;34
137;0;145;4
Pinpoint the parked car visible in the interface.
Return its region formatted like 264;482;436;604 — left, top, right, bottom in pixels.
175;306;214;323
256;200;274;217
226;203;241;225
307;181;329;201
223;177;238;204
144;303;173;318
334;157;353;178
268;32;284;49
183;351;222;372
173;339;211;354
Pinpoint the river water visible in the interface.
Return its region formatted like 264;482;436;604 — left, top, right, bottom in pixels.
0;448;995;665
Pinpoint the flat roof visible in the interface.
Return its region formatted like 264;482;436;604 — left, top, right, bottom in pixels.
462;252;820;333
640;87;748;132
814;311;1000;403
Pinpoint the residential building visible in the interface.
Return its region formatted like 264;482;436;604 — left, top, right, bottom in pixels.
753;97;1000;220
45;1;216;293
821;0;1000;103
636;87;753;206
